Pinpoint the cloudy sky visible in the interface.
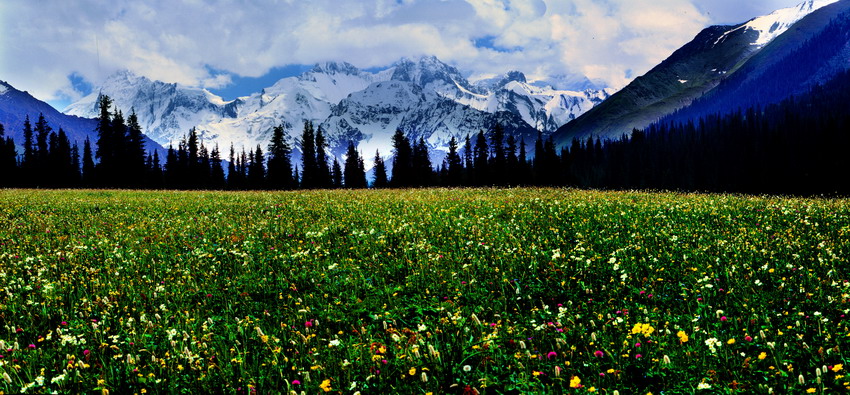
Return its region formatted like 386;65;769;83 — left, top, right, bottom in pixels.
1;0;806;109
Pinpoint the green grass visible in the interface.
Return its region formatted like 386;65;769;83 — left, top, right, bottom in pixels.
0;188;848;394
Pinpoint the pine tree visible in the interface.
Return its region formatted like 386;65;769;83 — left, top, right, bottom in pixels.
34;113;52;180
82;138;96;187
0;123;17;187
463;134;473;185
505;135;518;186
315;126;331;188
446;136;463;186
473;130;489;185
343;141;366;188
227;144;238;189
412;138;432;187
372;150;389;188
249;145;265;188
299;121;318;188
489;123;506;185
210;144;225;189
126;110;147;186
390;129;412;187
331;159;343;188
22;115;35;181
267;125;294;189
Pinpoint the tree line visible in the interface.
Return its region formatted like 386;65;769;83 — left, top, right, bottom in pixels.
0;94;572;189
1;75;848;194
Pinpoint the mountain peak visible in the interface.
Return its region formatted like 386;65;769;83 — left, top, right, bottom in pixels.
499;71;527;85
310;61;361;76
391;56;471;90
741;0;839;46
0;80;10;95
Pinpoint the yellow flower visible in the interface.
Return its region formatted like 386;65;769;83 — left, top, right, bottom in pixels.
408;367;416;376
758;352;767;360
587;387;596;393
631;323;655;337
833;364;844;372
319;379;332;392
677;331;689;343
806;388;816;393
570;376;582;388
727;338;735;345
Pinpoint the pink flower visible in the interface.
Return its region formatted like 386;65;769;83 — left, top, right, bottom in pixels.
594;350;604;357
720;316;728;322
635;342;641;347
28;344;35;349
292;380;301;385
547;351;558;359
745;335;753;342
304;320;313;328
635;354;643;359
60;321;68;326
83;349;90;356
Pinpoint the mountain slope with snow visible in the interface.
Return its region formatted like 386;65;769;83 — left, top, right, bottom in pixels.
553;0;840;146
65;56;609;164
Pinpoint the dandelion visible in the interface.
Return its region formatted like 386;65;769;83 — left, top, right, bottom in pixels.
727;338;736;345
408;367;416;376
570;376;581;388
806;389;816;393
833;364;844;372
759;352;767;360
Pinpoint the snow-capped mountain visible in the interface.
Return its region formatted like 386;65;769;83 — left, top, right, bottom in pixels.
0;79;166;155
717;0;839;47
65;56;609;165
553;0;841;145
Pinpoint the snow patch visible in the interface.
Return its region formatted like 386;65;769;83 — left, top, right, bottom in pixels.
0;83;8;95
746;0;837;46
678;80;689;84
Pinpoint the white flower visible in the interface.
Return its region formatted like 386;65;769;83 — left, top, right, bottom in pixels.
328;339;340;347
697;382;711;390
463;365;472;372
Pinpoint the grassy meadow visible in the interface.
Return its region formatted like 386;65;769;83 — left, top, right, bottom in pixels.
0;188;848;394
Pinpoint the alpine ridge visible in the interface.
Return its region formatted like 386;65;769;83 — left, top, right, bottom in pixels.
65;56;611;166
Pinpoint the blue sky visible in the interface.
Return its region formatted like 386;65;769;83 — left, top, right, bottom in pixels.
0;0;811;110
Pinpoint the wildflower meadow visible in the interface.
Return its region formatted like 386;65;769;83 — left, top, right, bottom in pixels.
0;188;848;394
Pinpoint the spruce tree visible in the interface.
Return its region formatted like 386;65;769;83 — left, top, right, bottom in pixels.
331;159;343;188
412;137;432;187
315;126;331;188
372;150;389;188
390;129;412;187
473;130;489;185
446;136;463;186
267;124;294;189
343;141;366;188
299;121;318;188
82;138;96;187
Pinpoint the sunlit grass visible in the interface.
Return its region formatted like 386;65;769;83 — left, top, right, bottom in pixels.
0;188;848;393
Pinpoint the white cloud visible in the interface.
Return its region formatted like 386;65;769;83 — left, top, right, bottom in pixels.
0;0;804;105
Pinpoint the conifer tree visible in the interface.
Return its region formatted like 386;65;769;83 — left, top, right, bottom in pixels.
373;150;389;188
82;137;95;187
210;144;225;189
299;121;318;188
315;126;331;188
446;136;463;186
412;137;432;187
473;130;489;185
331;159;343;188
343;141;367;188
390;129;412;187
267;124;294;189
